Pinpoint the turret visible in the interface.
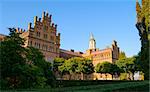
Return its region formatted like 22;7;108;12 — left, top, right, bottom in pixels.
112;40;117;46
16;28;25;33
52;23;54;27
89;33;96;50
55;24;57;29
34;16;38;26
38;18;41;22
20;28;23;33
42;11;45;20
28;22;32;30
49;15;52;21
16;28;19;33
58;33;60;38
42;11;52;25
46;12;49;17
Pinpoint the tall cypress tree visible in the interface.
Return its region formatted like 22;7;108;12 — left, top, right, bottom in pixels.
136;0;150;80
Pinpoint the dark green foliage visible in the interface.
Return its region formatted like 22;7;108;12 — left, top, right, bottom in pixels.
75;58;94;74
58;57;94;79
115;57;140;80
95;62;112;74
0;28;26;88
0;28;55;89
136;0;150;80
24;47;55;88
109;64;122;79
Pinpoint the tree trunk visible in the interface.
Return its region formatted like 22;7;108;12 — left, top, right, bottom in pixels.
69;74;71;80
132;72;134;80
81;72;84;80
128;73;131;80
112;74;113;80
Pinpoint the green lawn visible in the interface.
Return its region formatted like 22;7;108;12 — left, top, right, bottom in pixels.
1;80;149;92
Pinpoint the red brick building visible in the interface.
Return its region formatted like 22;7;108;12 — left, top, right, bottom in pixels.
82;33;119;66
17;12;60;62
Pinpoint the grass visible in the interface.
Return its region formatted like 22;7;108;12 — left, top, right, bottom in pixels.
1;80;149;92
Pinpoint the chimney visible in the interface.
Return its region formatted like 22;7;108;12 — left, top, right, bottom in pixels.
70;49;74;52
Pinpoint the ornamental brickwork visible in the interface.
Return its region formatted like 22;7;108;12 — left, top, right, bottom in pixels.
16;12;60;62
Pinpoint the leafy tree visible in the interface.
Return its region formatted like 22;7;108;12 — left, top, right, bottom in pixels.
115;57;137;80
95;62;112;80
58;61;68;76
53;58;65;72
58;59;74;80
119;51;126;60
0;28;55;89
58;57;94;80
20;64;46;88
0;28;26;88
25;47;55;87
109;64;122;80
136;0;150;80
76;58;94;80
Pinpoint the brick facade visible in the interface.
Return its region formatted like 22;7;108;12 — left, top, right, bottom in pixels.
17;12;60;62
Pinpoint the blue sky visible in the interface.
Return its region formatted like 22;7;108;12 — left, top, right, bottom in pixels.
0;0;141;57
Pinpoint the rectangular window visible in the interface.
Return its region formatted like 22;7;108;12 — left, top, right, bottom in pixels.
36;32;38;37
35;42;36;47
39;43;40;49
30;41;32;46
39;32;40;37
44;34;48;39
36;32;40;37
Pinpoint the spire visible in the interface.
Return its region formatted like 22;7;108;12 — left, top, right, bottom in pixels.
89;33;96;50
90;33;94;40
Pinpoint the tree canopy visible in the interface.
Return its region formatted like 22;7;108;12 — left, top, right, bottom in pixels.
57;57;94;78
0;28;55;89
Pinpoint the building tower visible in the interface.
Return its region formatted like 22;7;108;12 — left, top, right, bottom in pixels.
18;11;60;62
89;33;96;50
